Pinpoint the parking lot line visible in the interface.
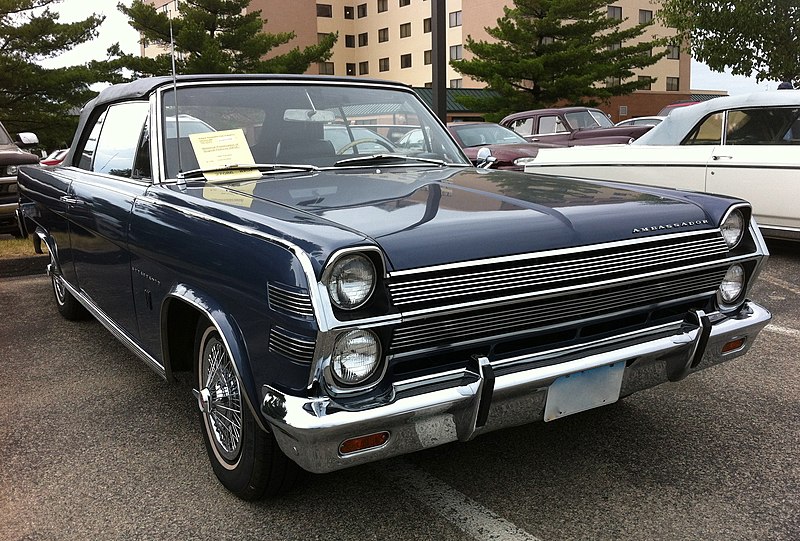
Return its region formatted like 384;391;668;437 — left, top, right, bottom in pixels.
375;460;544;541
764;324;800;339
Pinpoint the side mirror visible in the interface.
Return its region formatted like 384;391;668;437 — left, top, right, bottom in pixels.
15;132;39;147
476;147;497;169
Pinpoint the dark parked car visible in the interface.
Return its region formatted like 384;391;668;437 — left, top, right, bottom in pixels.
500;106;653;145
446;122;562;170
17;74;771;500
0;120;39;235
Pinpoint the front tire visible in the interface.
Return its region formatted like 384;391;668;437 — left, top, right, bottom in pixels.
194;321;299;500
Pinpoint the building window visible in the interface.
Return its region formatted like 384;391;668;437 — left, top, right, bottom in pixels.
666;77;680;91
424;82;432;88
378;0;387;12
378;27;389;42
400;22;411;38
379;57;390;72
424;17;431;33
542;36;554;45
317;3;333;17
449;44;463;60
606;76;621;87
318;62;334;75
358;32;369;46
357;3;367;17
359;61;369;75
345;34;355;47
667;44;680;60
639;9;652;23
608;42;621;51
619;105;628;116
399;0;410;6
424;49;431;65
400;53;412;68
450;78;462;88
344;5;354;18
346;63;356;76
449;10;462;27
608;6;622;20
638;76;652;90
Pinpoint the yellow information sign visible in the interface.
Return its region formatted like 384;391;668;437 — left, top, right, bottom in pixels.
189;129;261;182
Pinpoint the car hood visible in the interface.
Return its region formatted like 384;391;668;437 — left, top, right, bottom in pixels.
191;166;726;271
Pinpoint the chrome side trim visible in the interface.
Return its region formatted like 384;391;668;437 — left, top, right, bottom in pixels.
267;282;314;318
55;274;166;379
269;327;316;363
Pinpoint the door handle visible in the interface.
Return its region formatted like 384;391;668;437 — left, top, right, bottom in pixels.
712;155;733;160
59;196;85;206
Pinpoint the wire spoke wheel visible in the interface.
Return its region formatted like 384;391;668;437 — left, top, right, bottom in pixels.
199;331;243;465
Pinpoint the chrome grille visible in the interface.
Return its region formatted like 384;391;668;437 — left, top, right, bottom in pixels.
390;267;727;353
269;326;316;363
268;282;313;317
388;231;728;313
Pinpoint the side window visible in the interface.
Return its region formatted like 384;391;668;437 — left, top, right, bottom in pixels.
91;102;149;177
682;112;723;145
725;107;800;145
511;118;533;136
537;116;567;134
78;112;106;170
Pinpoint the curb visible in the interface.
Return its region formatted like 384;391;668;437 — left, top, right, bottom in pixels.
0;255;49;278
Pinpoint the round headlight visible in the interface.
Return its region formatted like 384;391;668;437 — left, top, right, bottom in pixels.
326;254;376;310
718;264;745;305
720;209;744;249
331;329;381;386
6;165;18;176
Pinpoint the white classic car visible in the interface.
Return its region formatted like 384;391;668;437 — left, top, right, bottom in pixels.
525;91;800;240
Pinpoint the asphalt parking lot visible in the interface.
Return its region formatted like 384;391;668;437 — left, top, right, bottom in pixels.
0;240;797;541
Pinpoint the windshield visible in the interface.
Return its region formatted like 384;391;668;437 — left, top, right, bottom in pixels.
563;109;615;130
450;124;527;146
161;83;468;178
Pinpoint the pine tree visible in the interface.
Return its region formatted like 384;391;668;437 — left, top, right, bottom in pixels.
117;0;336;76
451;0;669;120
0;0;122;150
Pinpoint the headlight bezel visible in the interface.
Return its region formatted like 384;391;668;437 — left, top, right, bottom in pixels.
717;263;746;309
322;249;380;311
719;206;746;250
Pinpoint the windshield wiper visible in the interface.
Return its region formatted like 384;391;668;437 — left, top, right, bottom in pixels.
333;154;465;168
177;163;320;181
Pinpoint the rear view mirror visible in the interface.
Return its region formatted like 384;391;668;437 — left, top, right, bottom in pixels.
284;109;336;123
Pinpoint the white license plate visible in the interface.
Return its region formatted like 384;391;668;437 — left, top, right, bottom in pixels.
544;362;625;422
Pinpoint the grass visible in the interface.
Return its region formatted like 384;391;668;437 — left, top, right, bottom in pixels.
0;236;44;258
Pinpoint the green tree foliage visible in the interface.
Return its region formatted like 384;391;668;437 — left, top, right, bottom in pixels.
660;0;799;85
0;0;122;150
117;0;336;76
451;0;669;120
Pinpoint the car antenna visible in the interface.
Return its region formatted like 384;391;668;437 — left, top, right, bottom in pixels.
169;16;185;185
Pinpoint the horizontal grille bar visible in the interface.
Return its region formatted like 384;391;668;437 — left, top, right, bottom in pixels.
390;268;726;352
268;282;313;317
388;231;728;312
269;327;316;363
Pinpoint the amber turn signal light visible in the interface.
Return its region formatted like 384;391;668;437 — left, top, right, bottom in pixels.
339;432;390;455
722;337;746;354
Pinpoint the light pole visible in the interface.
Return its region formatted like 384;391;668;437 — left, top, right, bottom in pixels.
431;0;447;123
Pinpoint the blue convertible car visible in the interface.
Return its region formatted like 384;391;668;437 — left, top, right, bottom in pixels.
17;75;771;499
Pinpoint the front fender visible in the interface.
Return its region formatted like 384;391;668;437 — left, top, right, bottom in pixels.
161;282;268;431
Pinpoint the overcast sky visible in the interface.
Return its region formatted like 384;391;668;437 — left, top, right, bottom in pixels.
42;0;776;95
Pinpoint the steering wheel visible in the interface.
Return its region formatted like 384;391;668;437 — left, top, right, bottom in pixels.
336;137;395;155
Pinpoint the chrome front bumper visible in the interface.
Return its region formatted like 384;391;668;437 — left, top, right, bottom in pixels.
261;301;771;474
